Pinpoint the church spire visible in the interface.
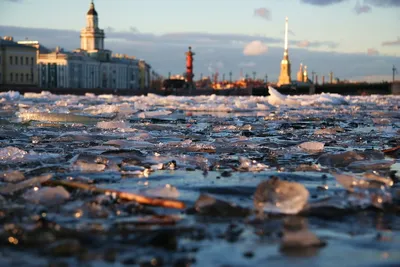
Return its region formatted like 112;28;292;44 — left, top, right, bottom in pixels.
277;17;292;86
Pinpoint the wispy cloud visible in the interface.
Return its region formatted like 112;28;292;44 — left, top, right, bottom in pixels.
238;62;257;68
367;48;379;55
353;1;372;14
243;41;268;56
382;37;400;46
300;0;348;6
254;8;271;20
297;40;310;48
295;40;339;49
2;0;23;2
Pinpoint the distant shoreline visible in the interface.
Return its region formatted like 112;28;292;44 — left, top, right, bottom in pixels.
0;82;399;96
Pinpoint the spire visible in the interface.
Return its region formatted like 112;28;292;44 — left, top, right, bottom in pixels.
277;16;292;86
284;17;289;53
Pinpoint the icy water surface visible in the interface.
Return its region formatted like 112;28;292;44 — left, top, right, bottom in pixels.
0;88;399;266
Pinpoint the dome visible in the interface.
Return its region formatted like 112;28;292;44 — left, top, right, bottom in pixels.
87;2;97;16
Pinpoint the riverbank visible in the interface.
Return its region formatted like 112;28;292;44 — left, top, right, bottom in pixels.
0;82;399;96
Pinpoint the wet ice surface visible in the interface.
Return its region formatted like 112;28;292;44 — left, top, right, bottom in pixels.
0;89;400;266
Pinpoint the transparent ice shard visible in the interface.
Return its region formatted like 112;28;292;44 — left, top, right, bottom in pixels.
254;176;309;214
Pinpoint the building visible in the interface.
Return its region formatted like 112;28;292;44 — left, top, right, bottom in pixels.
277;17;292;86
0;36;38;87
18;1;153;90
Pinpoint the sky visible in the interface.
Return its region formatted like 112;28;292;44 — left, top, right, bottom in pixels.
0;0;400;82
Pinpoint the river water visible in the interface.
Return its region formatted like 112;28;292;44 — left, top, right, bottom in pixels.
0;88;399;266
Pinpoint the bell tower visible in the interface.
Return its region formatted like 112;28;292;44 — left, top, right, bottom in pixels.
277;17;291;86
80;0;105;51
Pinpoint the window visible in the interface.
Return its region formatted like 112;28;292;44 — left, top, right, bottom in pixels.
9;56;13;65
20;56;23;65
15;56;18;65
10;73;13;82
31;57;34;65
0;56;2;64
25;57;28;65
15;73;19;82
30;73;33;82
26;74;29;82
21;73;24;82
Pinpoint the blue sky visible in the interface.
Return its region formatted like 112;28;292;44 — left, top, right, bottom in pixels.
1;0;400;81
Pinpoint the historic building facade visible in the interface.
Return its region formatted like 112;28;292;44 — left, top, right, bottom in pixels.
18;1;152;90
0;36;38;87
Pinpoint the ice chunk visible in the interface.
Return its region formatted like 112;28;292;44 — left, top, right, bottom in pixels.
333;172;394;191
72;160;106;172
137;110;172;118
318;150;384;167
194;194;251;217
0;146;27;161
0;91;20;101
23;186;70;205
238;157;269;172
17;112;99;123
267;86;300;106
96;120;128;129
298;141;325;152
144;184;180;199
254;176;309;214
347;160;395;171
314;127;344;135
0;174;53;195
0;170;25;183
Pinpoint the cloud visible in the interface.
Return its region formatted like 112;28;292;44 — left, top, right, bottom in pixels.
297;40;310;48
367;48;379;55
3;0;23;2
301;0;348;6
353;1;372;14
365;0;400;7
295;40;339;49
382;37;400;46
254;8;271;20
243;41;268;56
238;62;257;68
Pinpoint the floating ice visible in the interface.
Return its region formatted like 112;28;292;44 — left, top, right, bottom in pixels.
17;112;100;123
0;91;20;101
298;141;325;152
347;160;395;171
23;186;70;205
267;87;300;106
253;176;309;214
0;146;27;161
96;120;129;130
0;171;25;183
144;184;180;199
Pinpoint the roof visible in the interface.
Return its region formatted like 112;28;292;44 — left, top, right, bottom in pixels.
87;2;98;16
0;39;36;50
